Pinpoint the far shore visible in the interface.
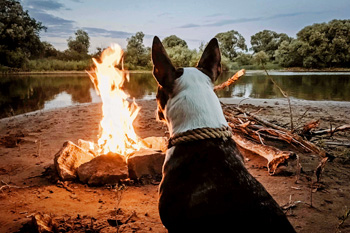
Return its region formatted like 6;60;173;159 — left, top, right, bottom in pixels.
2;67;350;75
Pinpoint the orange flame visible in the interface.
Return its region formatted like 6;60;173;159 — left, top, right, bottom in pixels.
88;44;140;156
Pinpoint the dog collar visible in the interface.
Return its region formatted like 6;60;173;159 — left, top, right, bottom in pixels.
167;126;233;148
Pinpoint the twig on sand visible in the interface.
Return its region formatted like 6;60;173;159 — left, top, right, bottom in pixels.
0;180;28;192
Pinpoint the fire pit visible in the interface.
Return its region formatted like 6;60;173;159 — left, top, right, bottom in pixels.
53;44;167;185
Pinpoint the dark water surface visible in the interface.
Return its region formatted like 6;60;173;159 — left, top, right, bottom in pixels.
1;71;350;118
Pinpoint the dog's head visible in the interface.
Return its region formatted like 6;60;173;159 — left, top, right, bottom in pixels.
152;36;222;124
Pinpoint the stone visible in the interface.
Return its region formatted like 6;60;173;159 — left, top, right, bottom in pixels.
77;139;98;155
141;136;167;152
77;152;128;186
127;148;165;180
31;212;58;233
54;141;95;180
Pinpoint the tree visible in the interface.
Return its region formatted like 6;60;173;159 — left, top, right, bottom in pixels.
164;45;199;68
162;35;188;48
215;30;247;60
0;0;46;67
274;40;307;67
250;30;291;60
66;29;90;59
125;32;151;69
160;35;198;67
252;51;269;67
296;19;350;68
235;52;253;66
274;19;350;68
40;42;58;58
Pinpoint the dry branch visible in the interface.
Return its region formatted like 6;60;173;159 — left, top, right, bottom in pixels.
265;69;294;131
312;124;350;136
301;120;320;136
232;132;296;175
214;69;246;91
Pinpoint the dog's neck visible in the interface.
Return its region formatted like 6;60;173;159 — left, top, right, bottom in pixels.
164;68;228;136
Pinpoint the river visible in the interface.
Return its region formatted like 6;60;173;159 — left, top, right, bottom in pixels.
1;71;349;118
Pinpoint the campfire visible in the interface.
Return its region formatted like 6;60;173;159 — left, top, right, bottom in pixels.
53;44;167;185
88;44;141;156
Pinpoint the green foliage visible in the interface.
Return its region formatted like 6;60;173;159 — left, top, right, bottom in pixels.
251;30;291;60
65;29;90;60
159;34;199;68
27;59;92;71
0;0;46;67
235;52;253;66
275;19;350;68
124;32;151;70
252;51;269;67
162;35;188;48
164;45;199;68
215;30;248;60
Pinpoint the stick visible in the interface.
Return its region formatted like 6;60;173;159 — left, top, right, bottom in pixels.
312;124;350;136
315;157;328;183
232;106;289;132
214;69;246;91
322;141;350;147
264;68;294;131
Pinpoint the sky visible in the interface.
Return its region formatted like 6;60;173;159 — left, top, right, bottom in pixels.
20;0;350;53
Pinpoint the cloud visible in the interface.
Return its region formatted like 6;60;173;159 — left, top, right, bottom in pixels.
179;11;319;28
83;27;134;38
26;8;76;37
22;0;66;10
178;23;201;28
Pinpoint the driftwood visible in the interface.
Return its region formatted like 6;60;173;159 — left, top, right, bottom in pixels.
214;73;338;176
232;132;296;175
301;120;320;136
312;124;350;136
214;69;246;91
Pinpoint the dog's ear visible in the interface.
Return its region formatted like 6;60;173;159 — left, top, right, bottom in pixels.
197;38;222;82
152;36;179;92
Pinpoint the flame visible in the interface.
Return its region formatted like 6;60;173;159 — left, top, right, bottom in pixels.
88;44;141;156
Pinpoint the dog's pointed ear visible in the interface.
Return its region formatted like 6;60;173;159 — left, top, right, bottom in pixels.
152;36;177;91
197;38;222;82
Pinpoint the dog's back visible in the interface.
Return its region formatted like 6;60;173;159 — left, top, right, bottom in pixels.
159;138;294;232
152;36;295;232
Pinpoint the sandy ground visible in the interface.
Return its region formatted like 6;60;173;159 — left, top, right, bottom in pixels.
0;99;350;233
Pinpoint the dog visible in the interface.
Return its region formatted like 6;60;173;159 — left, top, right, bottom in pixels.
152;36;296;233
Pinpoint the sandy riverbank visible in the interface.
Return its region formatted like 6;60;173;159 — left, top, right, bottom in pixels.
0;99;349;232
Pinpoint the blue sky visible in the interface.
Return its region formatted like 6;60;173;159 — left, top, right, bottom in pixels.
21;0;350;52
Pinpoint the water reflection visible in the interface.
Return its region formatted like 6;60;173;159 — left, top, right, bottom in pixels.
0;74;98;118
214;72;350;101
0;72;350;118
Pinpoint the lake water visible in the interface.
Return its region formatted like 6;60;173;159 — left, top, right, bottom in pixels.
1;71;350;118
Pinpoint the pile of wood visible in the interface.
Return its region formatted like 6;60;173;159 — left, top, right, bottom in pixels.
215;70;349;176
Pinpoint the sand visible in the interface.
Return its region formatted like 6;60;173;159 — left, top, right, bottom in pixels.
0;99;349;232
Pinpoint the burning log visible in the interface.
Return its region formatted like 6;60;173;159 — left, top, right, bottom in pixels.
232;132;296;175
31;213;58;233
127;148;165;180
140;136;167;152
78;139;98;156
54;141;95;181
77;152;128;186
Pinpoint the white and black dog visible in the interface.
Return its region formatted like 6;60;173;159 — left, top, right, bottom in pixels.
152;36;296;233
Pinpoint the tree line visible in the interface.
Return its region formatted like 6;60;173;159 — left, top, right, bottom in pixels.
1;0;350;71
